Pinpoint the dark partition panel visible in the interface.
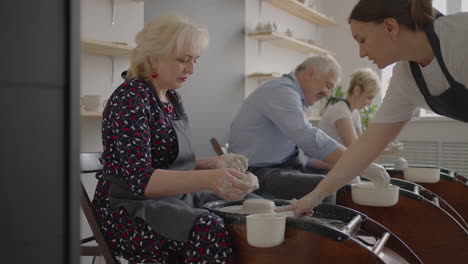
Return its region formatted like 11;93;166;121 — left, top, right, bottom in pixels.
0;0;79;263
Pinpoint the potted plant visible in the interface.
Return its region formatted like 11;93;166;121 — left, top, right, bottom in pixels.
361;105;378;130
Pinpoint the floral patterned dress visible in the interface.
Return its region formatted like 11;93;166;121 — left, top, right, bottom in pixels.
92;77;233;264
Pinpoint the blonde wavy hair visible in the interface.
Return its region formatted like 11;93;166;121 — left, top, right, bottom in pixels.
348;68;381;96
127;14;209;80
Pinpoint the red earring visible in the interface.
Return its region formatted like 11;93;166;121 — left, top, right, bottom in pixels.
151;72;158;78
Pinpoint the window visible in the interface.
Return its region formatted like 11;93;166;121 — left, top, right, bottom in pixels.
432;0;447;14
463;0;468;11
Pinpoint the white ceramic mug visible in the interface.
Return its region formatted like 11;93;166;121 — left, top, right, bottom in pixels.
394;157;408;170
246;214;286;248
404;167;440;183
81;95;106;112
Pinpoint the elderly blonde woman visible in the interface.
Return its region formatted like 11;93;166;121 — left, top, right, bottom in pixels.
318;68;380;146
92;14;257;263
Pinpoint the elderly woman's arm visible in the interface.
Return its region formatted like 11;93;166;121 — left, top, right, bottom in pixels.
195;157;221;170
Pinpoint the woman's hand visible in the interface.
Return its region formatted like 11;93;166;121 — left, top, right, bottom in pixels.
208;169;255;201
275;193;324;218
360;163;391;187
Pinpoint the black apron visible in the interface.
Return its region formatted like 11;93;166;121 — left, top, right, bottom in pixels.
409;18;468;122
108;81;221;242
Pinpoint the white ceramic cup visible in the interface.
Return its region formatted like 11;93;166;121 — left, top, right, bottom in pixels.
394;157;408;170
246;214;286;248
351;182;399;207
81;95;106;112
404;167;440;183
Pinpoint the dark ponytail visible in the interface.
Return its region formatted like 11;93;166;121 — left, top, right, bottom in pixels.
411;0;435;30
349;0;438;31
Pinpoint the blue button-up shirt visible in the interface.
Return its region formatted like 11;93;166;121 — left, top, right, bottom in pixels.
228;73;340;167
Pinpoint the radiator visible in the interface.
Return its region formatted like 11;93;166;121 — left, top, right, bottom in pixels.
377;140;468;176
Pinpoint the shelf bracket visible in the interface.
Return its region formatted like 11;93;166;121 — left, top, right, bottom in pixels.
110;0;116;25
110;57;115;87
257;40;263;56
258;0;263;18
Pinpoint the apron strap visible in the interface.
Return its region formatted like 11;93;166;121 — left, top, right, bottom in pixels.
422;21;458;86
409;17;459;99
324;97;351;111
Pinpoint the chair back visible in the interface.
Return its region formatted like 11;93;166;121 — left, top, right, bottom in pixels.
80;152;119;264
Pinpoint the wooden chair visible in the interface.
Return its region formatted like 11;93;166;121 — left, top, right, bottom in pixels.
80;152;183;264
80;152;119;264
210;137;226;156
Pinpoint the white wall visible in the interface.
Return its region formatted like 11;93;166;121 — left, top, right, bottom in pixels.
80;0;143;263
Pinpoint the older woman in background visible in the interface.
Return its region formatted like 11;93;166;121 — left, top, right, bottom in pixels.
92;14;257;263
318;68;381;146
319;68;400;155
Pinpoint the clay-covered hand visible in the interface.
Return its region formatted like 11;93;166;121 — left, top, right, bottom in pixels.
209;169;255;201
275;193;324;218
239;172;260;190
360;163;391;187
219;153;248;173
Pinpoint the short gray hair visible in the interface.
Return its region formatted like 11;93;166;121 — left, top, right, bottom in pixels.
295;55;342;82
127;14;209;80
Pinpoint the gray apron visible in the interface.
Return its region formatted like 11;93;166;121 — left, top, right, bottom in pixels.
108;82;220;242
249;153;335;203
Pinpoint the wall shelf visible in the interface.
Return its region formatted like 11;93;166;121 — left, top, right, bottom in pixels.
248;32;332;55
247;72;282;81
81;39;134;56
265;0;336;25
80;111;102;117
